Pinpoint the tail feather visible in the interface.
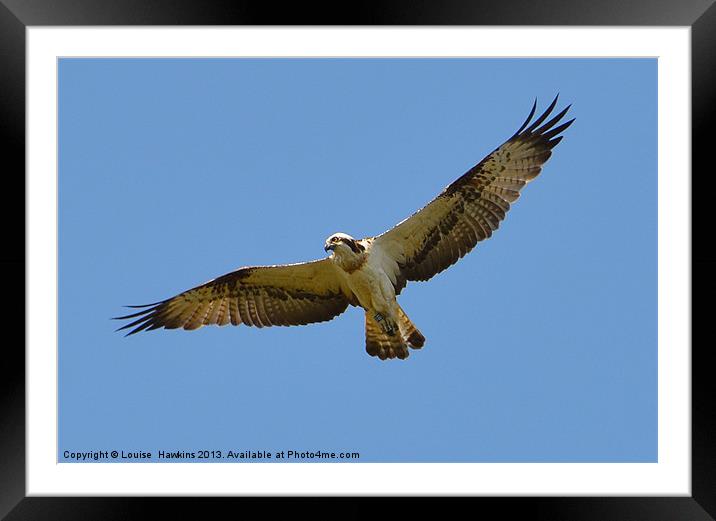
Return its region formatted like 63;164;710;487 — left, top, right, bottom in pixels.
364;305;425;361
397;306;425;349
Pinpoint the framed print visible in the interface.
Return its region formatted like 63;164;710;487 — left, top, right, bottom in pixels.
3;1;713;519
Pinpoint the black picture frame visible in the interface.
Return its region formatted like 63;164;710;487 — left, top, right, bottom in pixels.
2;1;712;519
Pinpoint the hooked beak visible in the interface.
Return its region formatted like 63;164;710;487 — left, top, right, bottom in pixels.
324;243;334;252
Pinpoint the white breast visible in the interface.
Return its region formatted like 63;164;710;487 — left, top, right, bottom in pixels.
342;242;399;313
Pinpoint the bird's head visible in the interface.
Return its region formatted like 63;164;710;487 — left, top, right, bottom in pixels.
324;232;364;256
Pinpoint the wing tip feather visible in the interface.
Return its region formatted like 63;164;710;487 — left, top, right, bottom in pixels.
523;94;560;134
512;95;573;142
511;97;538;138
542;117;576;142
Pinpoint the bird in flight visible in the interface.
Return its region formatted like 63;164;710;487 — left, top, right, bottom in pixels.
115;96;574;360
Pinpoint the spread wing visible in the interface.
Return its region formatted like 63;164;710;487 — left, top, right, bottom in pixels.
114;258;352;335
373;96;574;289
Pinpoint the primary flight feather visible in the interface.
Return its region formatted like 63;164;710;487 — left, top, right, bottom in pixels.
115;96;574;360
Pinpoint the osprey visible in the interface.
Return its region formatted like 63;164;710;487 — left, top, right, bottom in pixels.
116;97;574;360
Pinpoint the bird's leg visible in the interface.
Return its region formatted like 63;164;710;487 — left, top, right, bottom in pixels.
374;312;396;336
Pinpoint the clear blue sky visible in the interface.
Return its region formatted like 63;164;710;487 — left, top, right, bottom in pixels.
58;58;657;463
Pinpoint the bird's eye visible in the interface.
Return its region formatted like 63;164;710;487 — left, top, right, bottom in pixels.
332;237;339;242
